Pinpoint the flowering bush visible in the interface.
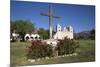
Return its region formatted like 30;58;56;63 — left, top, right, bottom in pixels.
27;40;53;59
57;38;79;55
27;38;79;59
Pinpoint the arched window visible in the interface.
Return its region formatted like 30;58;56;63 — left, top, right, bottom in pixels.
26;36;29;40
35;36;37;39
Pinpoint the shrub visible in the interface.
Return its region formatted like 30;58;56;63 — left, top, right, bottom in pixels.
57;38;79;56
27;40;53;59
27;38;79;59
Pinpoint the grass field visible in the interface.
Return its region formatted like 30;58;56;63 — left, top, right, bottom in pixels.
10;40;95;66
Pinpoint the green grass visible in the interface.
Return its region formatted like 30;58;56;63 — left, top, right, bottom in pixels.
10;40;95;66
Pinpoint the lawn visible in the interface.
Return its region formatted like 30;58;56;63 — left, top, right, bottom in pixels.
10;40;95;66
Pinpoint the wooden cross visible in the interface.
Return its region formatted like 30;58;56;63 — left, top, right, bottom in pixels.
40;5;60;39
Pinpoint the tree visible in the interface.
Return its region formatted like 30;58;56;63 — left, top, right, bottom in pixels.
10;21;14;35
90;29;95;40
38;28;49;39
38;28;55;39
10;20;35;41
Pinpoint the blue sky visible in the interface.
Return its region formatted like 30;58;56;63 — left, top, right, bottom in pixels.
10;1;95;33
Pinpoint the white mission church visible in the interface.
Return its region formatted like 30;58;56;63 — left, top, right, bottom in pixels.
53;24;73;40
43;23;74;47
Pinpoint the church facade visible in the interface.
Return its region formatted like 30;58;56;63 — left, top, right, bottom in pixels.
53;24;74;40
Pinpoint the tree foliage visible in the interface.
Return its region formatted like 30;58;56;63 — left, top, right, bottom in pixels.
38;28;55;39
10;20;56;40
12;20;35;34
57;38;79;55
10;20;35;41
90;29;95;40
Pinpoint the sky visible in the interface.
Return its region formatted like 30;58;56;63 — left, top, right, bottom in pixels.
10;0;95;33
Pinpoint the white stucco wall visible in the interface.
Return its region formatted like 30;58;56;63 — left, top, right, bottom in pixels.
24;33;40;41
53;24;73;40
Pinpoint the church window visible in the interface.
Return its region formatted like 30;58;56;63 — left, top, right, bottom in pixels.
26;36;29;40
35;36;38;39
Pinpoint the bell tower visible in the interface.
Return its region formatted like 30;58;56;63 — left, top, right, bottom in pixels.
56;24;61;32
69;25;73;33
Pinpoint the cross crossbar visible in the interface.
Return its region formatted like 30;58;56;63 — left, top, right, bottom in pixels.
40;13;60;19
40;5;60;39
